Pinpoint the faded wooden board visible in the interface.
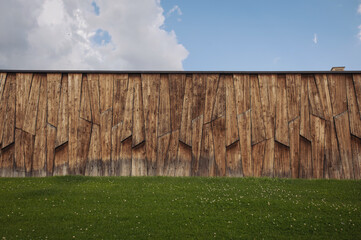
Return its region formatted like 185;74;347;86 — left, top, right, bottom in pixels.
169;74;186;131
132;142;147;176
334;112;354;179
121;75;134;141
53;143;68;176
225;74;239;146
353;74;361;117
286;74;301;121
119;137;132;176
226;142;242;177
163;130;179;176
14;129;25;177
212;116;226;176
0;73;6;99
275;75;289;146
56;74;69;147
132;74;145;147
192;74;206;120
203;74;219;123
2;73;16;148
111;123;121;176
33;127;47;177
47;73;62;126
259;74;277;139
300;75;311;140
0;74;10;144
176;141;192;176
85;124;101;176
328;74;347;116
22;74;41;135
15;73;33;129
310;115;325;179
191;116;203;176
87;74;101;125
22;131;34;175
100;110;112;176
179;74;193;146
252;140;265;177
324;120;342;179
299;137;312;178
262;138;274;177
308;75;324;118
157;133;171;176
212;75;226;120
112;74;128;126
346;75;361;138
315;74;332;120
238;110;252;177
351;136;361;179
158;74;171;136
142;74;160;175
99;73;113;113
46;124;56;176
76;118;92;175
251;75;266;145
233;74;250;114
289;118;300;178
198;123;214;176
35;74;47;131
0;144;14;177
80;74;92;122
68;73;82;174
274;142;290;178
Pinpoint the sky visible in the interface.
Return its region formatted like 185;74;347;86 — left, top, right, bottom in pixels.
0;0;360;71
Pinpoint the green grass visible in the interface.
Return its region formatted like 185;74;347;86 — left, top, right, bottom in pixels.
0;177;360;239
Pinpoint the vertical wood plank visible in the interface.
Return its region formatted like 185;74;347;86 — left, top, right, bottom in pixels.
53;143;68;176
56;74;69;147
158;74;171;136
324;120;342;179
111;123;122;176
346;75;361;138
87;74;101;125
351;136;361;179
47;73;62;126
315;74;333;120
132;142;147;176
238;110;252;177
23;131;34;176
259;74;277;139
100;110;112;176
310;115;325;179
289;118;300;178
233;74;250;114
212;75;226;120
0;144;14;177
212;116;226;176
15;73;33;129
176;141;192;176
179;74;193;146
14;129;25;177
80;75;92;122
191;116;203;176
226;142;242;177
112;74;128;126
192;74;206;120
0;73;6;99
274;142;290;178
251;75;266;145
35;74;47;131
203;74;219;123
99;74;113;113
164;130;179;176
299;137;312;178
328;74;347;116
275;74;289;146
2;73;16;148
252;140;265;177
308;75;324;118
198;123;214;176
286;74;301;121
22;74;41;135
225;74;239;146
262;138;275;177
132;74;145;147
169;74;186;131
33;127;47;177
46;124;56;176
157;133;171;176
353;74;361;117
76;119;92;175
85;124;101;176
121;75;133;141
300;75;311;140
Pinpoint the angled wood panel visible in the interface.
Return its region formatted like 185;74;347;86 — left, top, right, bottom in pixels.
112;74;128;126
86;124;101;176
252;140;265;177
179;74;193;146
308;75;324;119
16;73;33;129
53;143;68;176
169;74;186;131
262;138;275;177
198;123;214;176
191;116;203;176
76;118;92;175
275;75;289;146
310;115;325;179
238;110;252;177
46;124;56;176
87;74;101;125
2;74;16;148
351;136;361;180
192;74;206;120
274;142;290;178
289;118;300;178
315;74;332;120
163;130;179;176
250;75;266;145
80;75;92;122
47;73;62;126
158;74;171;137
300;75;311;140
225;74;239;146
22;74;41;135
259;74;277;139
132;74;145;147
56;74;69;147
157;133;171;176
212;75;226;120
176;142;192;177
121;75;134;141
286;74;301;121
100;110;112;176
203;74;219;123
324;119;342;179
226;142;242;177
132;142;147;176
299;137;312;178
212;116;226;176
346;75;361;138
328;74;347;116
99;74;113;113
233;74;250;114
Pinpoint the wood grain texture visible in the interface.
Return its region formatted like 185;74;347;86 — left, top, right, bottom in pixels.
14;129;25;176
80;75;92;122
226;142;242;177
315;74;333;120
346;75;361;138
233;74;250;114
22;74;41;135
203;74;219;123
112;74;128;126
286;74;301;121
53;143;68;176
16;73;33;129
47;73;62;126
46;124;56;176
310;115;325;179
132;74;145;147
157;133;171;176
99;74;113;113
169;74;186;131
252;140;265;177
212;116;226;176
225;75;239;146
299;137;312;179
250;75;266;145
176;141;192;177
163;130;179;176
262;138;274;177
132;142;147;176
100;110;112;176
274;142;290;178
275;75;289;146
351;136;361;180
86;124;101;176
87;74;101;125
179;74;193;146
289;118;300;178
198;123;214;176
328;74;347;116
308;75;324;119
76;119;92;175
192;74;206;120
121;75;134;141
238;110;252;177
353;74;361;117
324;119;342;179
158;74;171;136
300;75;311;140
191;116;203;176
2;74;16;148
56;74;69;147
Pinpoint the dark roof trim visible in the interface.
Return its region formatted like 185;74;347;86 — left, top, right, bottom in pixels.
1;70;361;74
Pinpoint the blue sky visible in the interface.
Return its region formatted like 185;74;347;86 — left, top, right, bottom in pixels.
162;0;361;70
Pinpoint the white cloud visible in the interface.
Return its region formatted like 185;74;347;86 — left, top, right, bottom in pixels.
358;4;361;41
358;25;361;40
0;0;188;70
358;4;361;14
167;5;182;17
313;33;318;44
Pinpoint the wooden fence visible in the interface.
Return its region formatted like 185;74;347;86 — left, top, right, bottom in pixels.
0;71;360;179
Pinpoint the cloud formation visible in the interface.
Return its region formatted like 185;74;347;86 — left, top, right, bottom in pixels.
0;0;189;70
358;4;361;40
313;33;318;44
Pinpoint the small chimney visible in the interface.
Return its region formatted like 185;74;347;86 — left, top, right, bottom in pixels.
331;66;345;71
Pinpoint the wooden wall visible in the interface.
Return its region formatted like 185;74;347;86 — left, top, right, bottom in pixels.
0;72;360;179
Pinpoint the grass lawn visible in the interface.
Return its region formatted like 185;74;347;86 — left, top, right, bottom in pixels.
0;177;360;239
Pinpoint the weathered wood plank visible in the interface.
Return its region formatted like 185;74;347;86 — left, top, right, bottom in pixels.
346;75;361;138
163;130;179;176
0;74;11;144
0;73;6;99
324;119;342;179
300;75;311;140
100;110;112;176
56;74;69;147
198;123;214;176
286;74;301;121
328;74;347;116
35;74;47;131
46;124;56;176
119;136;132;176
99;73;113;113
22;131;34;176
351;136;361;180
87;74;101;125
179;74;193;146
274;142;290;178
132;74;145;147
2;73;16;148
158;74;171;136
15;73;33;129
14;129;25;177
310;115;325;179
33;127;47;177
47;73;62;126
233;74;250;114
192;74;206;120
238;110;252;177
262;138;275;177
259;74;277;139
225;74;239;146
203;74;219;123
289;117;300;178
315;74;332;120
22;74;41;135
191;116;203;176
157;132;171;176
334;111;354;179
212;75;226;120
0;144;14;177
169;74;186;131
121;75;134;141
226;142;242;177
252;140;265;177
85;124;101;176
251;75;266;145
308;75;324;118
212;116;226;176
299;137;312;178
142;74;160;175
353;74;361;117
176;141;192;176
275;75;289;146
111;123;121;176
132;142;147;176
53;143;68;176
112;74;128;126
80;74;92;122
68;73;82;174
76;118;92;175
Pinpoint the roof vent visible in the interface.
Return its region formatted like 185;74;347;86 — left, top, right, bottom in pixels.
330;66;345;71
